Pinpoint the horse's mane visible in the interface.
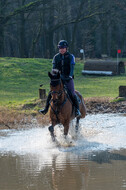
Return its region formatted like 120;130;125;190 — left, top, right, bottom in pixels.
48;70;61;87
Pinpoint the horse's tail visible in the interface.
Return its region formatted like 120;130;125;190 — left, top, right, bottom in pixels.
75;90;86;118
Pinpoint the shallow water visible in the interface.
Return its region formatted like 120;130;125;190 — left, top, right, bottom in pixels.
0;114;126;190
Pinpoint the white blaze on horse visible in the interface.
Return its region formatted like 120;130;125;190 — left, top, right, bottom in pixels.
48;71;86;141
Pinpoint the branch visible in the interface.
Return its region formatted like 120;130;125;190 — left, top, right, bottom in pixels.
51;10;107;32
0;0;50;25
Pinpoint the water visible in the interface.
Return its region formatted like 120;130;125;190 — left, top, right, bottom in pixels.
0;114;126;190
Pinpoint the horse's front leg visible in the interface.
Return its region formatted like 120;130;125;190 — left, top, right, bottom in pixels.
48;125;55;142
48;119;57;141
63;121;70;138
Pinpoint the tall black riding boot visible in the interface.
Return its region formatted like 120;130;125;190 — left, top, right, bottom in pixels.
73;94;81;118
39;92;51;115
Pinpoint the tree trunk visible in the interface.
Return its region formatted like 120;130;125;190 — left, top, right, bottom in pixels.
0;0;7;56
30;17;42;58
0;25;4;56
19;0;27;58
44;31;54;58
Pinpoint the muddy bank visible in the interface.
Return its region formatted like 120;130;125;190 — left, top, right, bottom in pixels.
0;98;126;129
85;97;126;114
0;106;49;130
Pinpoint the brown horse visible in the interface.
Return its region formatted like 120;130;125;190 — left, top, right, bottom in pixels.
48;71;86;141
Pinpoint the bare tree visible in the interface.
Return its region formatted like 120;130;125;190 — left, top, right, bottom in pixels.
1;0;126;58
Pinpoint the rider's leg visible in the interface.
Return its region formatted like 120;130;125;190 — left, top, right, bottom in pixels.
72;94;81;118
39;92;51;115
65;79;81;118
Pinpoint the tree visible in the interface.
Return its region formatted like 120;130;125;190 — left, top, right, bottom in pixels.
0;0;50;56
1;0;126;58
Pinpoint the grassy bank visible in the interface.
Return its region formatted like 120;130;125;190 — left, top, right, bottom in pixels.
0;57;126;107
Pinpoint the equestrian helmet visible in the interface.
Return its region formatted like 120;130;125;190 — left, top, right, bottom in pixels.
58;40;68;48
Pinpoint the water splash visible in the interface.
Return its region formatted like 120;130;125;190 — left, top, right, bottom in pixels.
0;114;126;156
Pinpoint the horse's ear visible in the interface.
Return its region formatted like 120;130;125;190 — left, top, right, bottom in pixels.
48;72;52;79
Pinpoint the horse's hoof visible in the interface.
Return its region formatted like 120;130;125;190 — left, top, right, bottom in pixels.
48;125;54;132
75;127;78;132
52;136;55;142
64;135;67;139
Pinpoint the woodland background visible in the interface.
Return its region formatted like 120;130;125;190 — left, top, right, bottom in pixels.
0;0;126;59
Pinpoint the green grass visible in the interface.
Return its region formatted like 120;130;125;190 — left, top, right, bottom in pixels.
0;57;51;105
0;57;126;106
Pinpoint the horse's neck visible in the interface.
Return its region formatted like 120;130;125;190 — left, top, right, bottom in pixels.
58;83;65;102
59;88;65;104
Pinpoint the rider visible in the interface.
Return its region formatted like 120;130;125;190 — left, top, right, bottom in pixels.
39;40;81;118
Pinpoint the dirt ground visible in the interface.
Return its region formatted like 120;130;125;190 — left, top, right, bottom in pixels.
0;97;126;129
85;97;126;114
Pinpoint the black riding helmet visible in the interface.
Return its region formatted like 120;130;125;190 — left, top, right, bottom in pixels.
58;40;68;48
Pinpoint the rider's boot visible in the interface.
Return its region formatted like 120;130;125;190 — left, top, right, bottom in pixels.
73;94;81;118
39;92;51;115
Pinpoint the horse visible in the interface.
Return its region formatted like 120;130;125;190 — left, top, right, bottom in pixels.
48;71;86;141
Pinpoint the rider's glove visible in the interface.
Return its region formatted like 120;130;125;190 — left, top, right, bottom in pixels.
61;75;72;82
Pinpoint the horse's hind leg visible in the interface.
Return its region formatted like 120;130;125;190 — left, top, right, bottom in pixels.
75;118;79;133
48;125;55;141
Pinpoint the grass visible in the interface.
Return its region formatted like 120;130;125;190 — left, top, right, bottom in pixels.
0;57;126;107
0;57;51;105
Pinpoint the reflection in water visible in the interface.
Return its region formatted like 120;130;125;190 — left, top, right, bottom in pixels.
0;114;126;190
0;151;126;190
0;153;89;190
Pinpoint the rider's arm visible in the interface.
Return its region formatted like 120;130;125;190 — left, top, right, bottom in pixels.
69;54;75;78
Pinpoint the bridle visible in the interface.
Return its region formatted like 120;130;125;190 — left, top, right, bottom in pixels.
50;78;63;104
49;78;68;122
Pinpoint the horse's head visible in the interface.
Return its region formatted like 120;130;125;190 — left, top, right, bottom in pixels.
48;70;64;104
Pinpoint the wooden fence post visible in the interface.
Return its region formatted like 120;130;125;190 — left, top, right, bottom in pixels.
119;86;126;97
39;88;46;99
